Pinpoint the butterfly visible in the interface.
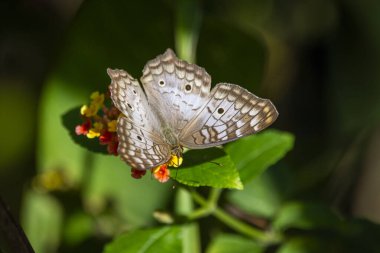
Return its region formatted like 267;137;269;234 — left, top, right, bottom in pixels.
108;49;278;170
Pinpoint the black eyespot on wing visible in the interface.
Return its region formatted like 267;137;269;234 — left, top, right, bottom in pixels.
185;84;192;92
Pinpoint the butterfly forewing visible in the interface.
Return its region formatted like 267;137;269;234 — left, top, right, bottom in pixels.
108;68;160;131
179;83;278;149
140;49;212;132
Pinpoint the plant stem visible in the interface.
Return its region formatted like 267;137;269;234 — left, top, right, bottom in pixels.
175;188;200;253
175;0;202;63
190;190;280;244
188;188;222;219
174;2;203;252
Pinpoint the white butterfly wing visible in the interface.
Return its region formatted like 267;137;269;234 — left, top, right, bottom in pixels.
108;68;171;170
117;117;171;170
179;83;278;149
140;49;211;132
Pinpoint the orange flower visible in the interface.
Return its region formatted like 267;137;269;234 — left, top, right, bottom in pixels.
153;164;170;183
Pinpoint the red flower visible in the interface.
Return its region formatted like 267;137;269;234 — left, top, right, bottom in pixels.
99;131;113;144
107;140;118;156
75;119;91;135
131;168;146;179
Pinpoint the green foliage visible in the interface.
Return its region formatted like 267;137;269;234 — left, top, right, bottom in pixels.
62;106;109;154
103;226;182;253
226;130;294;183
21;191;63;253
206;234;263;253
173;148;243;189
63;212;93;246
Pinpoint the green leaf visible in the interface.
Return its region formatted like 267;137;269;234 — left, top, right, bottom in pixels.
276;236;331;253
206;234;264;253
173;148;243;189
38;79;91;182
272;201;342;231
103;226;182;253
175;189;201;253
61;106;109;154
225;130;294;183
63;212;93;246
21;191;63;253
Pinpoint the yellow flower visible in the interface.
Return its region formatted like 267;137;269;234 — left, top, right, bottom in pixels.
86;122;103;138
167;155;183;168
86;129;100;138
107;120;117;132
33;169;68;192
90;91;105;107
81;103;99;117
80;105;88;115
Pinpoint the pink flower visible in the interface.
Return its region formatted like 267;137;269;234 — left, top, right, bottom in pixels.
75;119;91;135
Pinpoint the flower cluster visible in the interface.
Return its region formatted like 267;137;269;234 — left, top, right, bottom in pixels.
75;91;184;183
131;155;183;183
75;91;120;155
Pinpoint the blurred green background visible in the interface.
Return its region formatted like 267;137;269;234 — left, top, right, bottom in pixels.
1;0;380;252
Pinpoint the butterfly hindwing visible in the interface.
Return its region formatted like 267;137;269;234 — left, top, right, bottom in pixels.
117;117;171;170
108;68;170;170
179;83;278;149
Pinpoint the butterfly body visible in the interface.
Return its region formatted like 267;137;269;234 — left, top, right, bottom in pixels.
161;125;179;147
108;49;278;170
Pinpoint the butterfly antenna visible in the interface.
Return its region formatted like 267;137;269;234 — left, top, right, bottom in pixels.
175;167;179;179
150;168;154;180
